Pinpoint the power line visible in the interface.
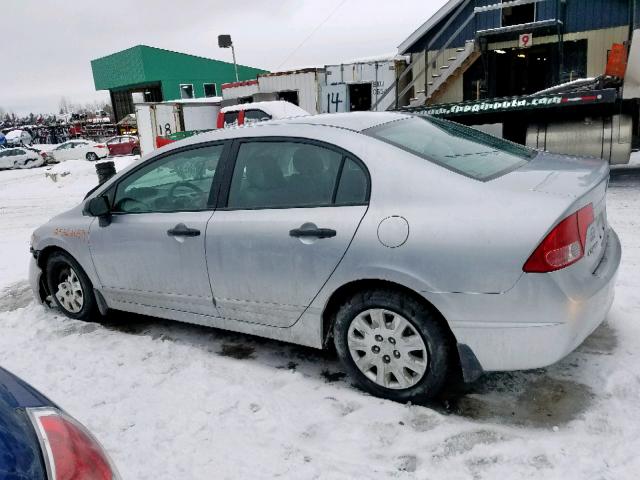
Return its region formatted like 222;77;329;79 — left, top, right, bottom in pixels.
275;0;348;70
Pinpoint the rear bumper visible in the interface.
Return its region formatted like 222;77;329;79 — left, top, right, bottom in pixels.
443;228;621;372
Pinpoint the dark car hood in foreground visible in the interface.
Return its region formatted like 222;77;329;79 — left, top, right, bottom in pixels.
0;367;50;480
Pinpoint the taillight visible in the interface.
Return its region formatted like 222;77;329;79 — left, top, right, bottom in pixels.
238;110;245;125
523;204;594;273
95;145;106;149
216;112;224;129
28;408;119;480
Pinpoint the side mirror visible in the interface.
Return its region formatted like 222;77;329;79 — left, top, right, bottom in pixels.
85;196;110;217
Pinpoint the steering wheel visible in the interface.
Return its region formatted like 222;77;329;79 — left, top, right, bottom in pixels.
115;197;151;213
168;181;204;199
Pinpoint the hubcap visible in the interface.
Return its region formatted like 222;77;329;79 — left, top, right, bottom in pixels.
55;268;84;313
347;308;428;390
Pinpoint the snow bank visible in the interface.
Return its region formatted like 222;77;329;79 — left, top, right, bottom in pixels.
0;156;136;286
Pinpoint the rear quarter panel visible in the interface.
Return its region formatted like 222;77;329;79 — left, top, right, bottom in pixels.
310;138;578;313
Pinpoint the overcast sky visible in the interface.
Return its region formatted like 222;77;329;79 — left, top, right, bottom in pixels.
0;0;445;116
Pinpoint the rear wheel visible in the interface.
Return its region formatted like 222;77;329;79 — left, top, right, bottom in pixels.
131;147;140;156
86;152;98;161
46;252;97;321
333;289;451;403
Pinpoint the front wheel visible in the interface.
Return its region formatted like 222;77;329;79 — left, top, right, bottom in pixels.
131;147;140;156
333;289;452;403
46;252;97;321
86;152;98;161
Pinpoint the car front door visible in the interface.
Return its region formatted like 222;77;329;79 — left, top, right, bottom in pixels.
206;138;370;327
12;149;28;166
114;138;127;156
89;142;227;316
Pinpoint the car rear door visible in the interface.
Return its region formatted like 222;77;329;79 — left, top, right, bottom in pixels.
89;142;228;317
53;143;71;162
73;141;91;159
106;138;120;156
205;138;369;327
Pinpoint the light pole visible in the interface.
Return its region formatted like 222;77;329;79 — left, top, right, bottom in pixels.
218;34;239;82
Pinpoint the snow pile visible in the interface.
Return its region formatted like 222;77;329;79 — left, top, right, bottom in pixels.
0;157;136;286
0;159;639;479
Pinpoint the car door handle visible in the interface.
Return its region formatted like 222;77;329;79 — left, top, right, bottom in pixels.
167;223;200;237
289;227;337;239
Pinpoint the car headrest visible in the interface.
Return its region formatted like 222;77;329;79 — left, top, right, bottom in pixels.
245;154;285;190
293;146;324;176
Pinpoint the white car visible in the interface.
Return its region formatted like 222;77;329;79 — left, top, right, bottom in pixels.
49;140;108;162
5;129;33;146
0;147;45;169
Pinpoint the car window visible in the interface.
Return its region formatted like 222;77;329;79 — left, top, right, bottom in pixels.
227;141;348;209
14;149;25;155
113;144;224;214
244;110;272;124
335;158;368;205
223;111;239;127
365;116;535;181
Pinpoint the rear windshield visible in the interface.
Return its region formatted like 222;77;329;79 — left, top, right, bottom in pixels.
365;116;535;181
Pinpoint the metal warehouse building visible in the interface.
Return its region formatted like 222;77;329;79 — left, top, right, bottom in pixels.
91;45;267;121
389;0;639;107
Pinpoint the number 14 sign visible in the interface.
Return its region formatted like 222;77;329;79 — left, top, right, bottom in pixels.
519;33;533;48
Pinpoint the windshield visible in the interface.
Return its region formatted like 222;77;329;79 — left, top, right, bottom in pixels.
365;116;536;181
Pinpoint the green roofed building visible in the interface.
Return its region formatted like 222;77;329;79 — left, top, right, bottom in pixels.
91;45;267;121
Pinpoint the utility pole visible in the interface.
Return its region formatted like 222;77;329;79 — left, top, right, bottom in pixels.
218;34;239;82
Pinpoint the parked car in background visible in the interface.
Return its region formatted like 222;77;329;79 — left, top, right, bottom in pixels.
49;140;108;162
106;135;140;156
5;129;33;146
0;147;46;169
217;100;308;128
0;132;6;146
29;112;620;403
0;366;120;480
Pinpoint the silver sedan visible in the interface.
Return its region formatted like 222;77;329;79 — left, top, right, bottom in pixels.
29;112;621;402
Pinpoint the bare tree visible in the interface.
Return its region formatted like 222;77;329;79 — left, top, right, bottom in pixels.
59;96;71;114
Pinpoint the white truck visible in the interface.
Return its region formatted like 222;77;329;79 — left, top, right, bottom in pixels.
134;99;222;155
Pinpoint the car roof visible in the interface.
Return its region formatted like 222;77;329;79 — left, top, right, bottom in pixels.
134;112;414;163
270;111;411;132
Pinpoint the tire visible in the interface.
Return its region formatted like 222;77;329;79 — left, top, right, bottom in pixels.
86;152;98;161
333;288;451;403
45;251;97;321
131;147;140;156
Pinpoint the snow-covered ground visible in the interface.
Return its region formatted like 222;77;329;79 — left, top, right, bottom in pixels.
0;156;639;479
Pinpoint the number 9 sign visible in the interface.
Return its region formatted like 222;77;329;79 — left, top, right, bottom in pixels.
519;33;533;48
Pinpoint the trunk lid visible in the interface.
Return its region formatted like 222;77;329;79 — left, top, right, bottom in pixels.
494;151;610;273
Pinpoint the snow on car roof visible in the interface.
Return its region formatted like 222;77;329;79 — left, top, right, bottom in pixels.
221;100;309;118
5;130;27;138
